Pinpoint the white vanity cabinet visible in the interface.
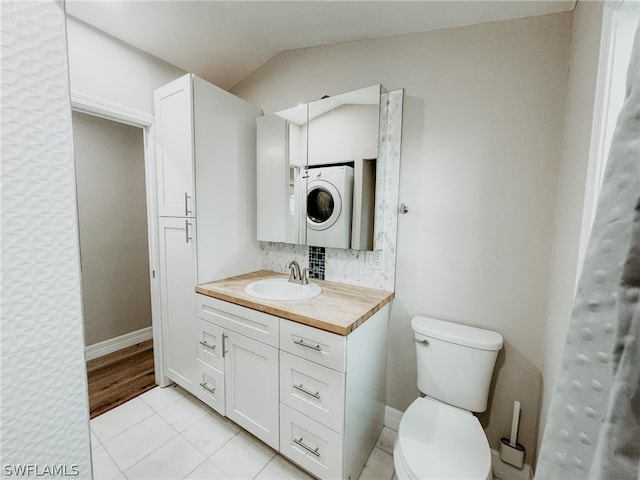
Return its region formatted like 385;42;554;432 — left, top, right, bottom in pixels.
195;294;279;450
194;270;393;480
194;287;390;480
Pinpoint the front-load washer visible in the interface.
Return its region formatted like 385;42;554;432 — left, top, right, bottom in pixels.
306;165;354;249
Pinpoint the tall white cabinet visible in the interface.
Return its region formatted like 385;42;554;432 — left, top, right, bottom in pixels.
158;217;197;390
154;74;262;394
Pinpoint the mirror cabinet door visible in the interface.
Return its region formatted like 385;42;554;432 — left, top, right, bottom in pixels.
256;104;308;244
257;84;382;251
307;85;381;250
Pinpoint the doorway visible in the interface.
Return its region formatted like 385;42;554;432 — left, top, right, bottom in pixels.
72;111;155;417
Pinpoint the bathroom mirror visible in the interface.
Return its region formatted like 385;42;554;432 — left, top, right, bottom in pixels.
257;84;383;250
257;103;308;244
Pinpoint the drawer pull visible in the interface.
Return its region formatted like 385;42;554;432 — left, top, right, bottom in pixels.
199;382;216;395
198;341;216;350
185;192;192;216
293;339;321;351
294;437;320;457
293;383;320;400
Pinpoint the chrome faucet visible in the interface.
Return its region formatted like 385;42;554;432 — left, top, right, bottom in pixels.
285;261;310;285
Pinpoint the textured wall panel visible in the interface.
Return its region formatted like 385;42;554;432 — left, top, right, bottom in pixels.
1;1;92;477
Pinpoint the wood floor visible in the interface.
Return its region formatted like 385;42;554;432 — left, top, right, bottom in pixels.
87;339;156;419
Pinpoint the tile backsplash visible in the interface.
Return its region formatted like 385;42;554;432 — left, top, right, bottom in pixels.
308;246;326;280
260;89;403;292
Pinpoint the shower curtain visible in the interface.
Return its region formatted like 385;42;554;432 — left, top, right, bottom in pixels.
536;22;639;480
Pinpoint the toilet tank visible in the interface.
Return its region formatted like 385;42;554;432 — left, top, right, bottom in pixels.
412;316;503;413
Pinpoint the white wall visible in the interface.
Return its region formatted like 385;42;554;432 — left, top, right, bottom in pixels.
539;1;605;446
233;13;573;462
72;112;152;346
66;15;185;114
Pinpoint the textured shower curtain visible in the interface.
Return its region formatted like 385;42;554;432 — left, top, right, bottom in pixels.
536;22;639;480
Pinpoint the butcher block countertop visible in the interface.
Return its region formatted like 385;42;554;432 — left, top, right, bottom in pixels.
196;270;394;336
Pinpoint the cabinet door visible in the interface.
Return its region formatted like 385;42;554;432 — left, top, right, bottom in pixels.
154;74;195;217
224;330;279;449
158;217;197;392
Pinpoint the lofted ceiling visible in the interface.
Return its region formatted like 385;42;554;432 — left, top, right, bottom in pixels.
66;1;577;90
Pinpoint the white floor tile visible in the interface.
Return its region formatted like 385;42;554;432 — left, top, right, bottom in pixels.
102;414;177;471
181;412;239;456
209;432;275;479
91;430;101;449
359;447;395;480
124;435;206;479
359;465;393;480
139;385;185;412
255;455;313;480
91;398;155;444
91;445;121;480
157;394;208;432
185;459;230;480
375;427;397;455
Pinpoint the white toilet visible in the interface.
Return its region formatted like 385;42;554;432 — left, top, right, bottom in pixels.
394;316;503;480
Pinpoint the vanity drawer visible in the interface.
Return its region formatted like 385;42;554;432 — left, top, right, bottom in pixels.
196;294;278;347
280;319;346;372
280;403;343;480
194;361;225;416
196;319;224;371
280;351;345;433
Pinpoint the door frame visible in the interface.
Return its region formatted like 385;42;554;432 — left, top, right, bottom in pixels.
577;1;638;285
71;92;168;387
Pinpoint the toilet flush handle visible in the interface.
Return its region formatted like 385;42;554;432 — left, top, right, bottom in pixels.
414;338;429;347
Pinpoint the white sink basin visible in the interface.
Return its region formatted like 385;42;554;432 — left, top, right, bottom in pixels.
244;278;321;301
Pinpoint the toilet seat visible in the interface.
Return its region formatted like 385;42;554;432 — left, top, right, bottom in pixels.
394;397;492;480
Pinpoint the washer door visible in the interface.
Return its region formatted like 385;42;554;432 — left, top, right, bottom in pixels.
306;179;342;231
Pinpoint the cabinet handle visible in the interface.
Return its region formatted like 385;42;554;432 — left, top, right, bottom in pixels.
185;220;192;243
199;382;216;395
222;334;228;358
293;437;320;457
184;192;192;216
293;384;320;400
293;338;321;351
199;341;216;351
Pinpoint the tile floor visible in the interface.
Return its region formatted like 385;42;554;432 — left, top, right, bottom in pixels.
90;385;398;480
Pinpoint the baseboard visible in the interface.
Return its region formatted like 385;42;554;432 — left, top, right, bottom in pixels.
491;449;534;480
85;327;153;361
384;405;403;431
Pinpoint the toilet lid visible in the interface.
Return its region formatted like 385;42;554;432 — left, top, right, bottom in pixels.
397;397;491;479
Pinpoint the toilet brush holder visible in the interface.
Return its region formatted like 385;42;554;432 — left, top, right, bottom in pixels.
500;437;525;469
